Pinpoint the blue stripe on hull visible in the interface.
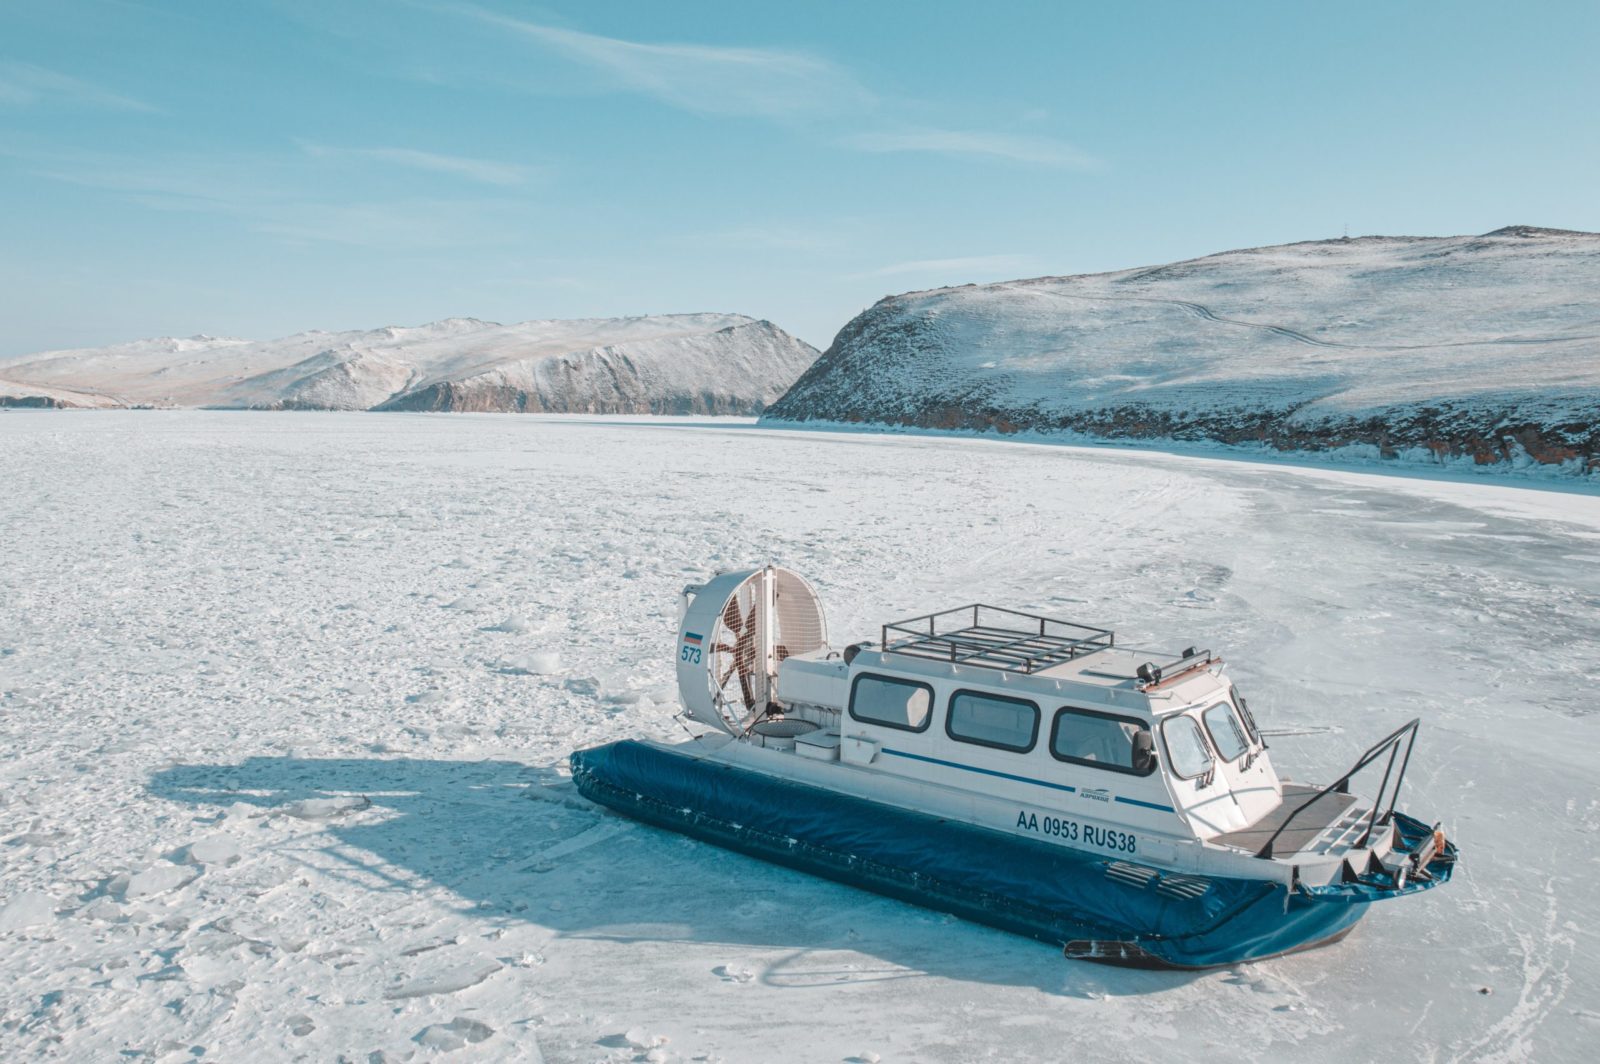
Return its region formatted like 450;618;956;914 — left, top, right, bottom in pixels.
878;747;1177;813
570;740;1389;969
880;747;1077;793
1115;795;1176;812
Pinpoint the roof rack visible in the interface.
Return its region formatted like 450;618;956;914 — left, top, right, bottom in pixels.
880;604;1115;675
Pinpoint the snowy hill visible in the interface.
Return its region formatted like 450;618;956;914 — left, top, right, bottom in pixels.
0;314;818;414
764;226;1600;473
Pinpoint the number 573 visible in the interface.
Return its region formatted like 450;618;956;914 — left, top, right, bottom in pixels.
680;646;701;664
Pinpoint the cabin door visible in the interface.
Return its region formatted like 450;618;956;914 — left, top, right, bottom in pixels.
1159;711;1249;836
1196;699;1281;824
1169;773;1249;835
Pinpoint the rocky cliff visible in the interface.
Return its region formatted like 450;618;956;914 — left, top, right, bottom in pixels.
764;227;1600;473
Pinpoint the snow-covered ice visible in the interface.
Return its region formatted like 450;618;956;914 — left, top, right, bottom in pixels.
1;410;1597;1061
0;892;56;934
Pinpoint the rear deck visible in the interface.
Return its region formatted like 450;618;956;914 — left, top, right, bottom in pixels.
1214;784;1363;856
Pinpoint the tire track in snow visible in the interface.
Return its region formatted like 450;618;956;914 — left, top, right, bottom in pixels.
522;819;633;868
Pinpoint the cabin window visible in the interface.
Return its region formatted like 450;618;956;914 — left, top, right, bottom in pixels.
1049;707;1156;776
946;690;1039;752
848;674;934;732
1162;714;1214;779
1203;702;1249;762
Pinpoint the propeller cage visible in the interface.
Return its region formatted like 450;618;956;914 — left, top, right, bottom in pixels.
675;566;828;734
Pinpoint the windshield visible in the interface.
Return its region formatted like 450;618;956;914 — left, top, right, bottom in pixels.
1203;702;1249;762
1161;714;1214;779
1231;687;1262;741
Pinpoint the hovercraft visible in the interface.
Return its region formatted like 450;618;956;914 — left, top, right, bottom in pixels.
570;566;1457;968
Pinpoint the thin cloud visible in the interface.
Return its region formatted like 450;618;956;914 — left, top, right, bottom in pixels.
297;141;532;187
2;144;531;250
0;61;158;113
4;146;257;211
313;8;1103;168
450;5;871;118
846;128;1101;170
852;255;1040;281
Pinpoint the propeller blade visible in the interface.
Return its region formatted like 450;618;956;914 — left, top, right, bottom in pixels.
734;601;761;708
736;661;755;708
722;596;744;636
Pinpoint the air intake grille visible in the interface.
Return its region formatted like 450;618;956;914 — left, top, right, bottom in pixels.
1104;861;1213;900
1154;874;1212;900
1104;862;1159;888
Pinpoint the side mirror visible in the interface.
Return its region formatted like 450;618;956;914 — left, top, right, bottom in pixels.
1131;732;1156;774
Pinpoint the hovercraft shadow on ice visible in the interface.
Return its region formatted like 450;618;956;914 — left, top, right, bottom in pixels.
571;566;1457;969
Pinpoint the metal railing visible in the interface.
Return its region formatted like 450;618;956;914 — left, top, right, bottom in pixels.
880;604;1115;675
1256;718;1420;860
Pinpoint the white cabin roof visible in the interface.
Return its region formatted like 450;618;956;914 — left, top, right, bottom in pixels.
1034;646;1150;686
848;644;1231;720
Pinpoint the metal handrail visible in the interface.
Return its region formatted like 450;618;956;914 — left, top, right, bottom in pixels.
1255;718;1420;860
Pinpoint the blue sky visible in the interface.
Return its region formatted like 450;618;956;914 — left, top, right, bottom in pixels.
2;0;1597;356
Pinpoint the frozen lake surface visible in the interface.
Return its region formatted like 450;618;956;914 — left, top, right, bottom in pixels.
2;411;1598;1062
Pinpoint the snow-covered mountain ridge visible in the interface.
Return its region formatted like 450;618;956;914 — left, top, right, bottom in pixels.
0;313;817;415
763;226;1600;473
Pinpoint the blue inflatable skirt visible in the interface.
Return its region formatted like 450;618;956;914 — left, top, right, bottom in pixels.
571;741;1452;968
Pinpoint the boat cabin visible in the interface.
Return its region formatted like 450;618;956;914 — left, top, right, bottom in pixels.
771;604;1284;853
